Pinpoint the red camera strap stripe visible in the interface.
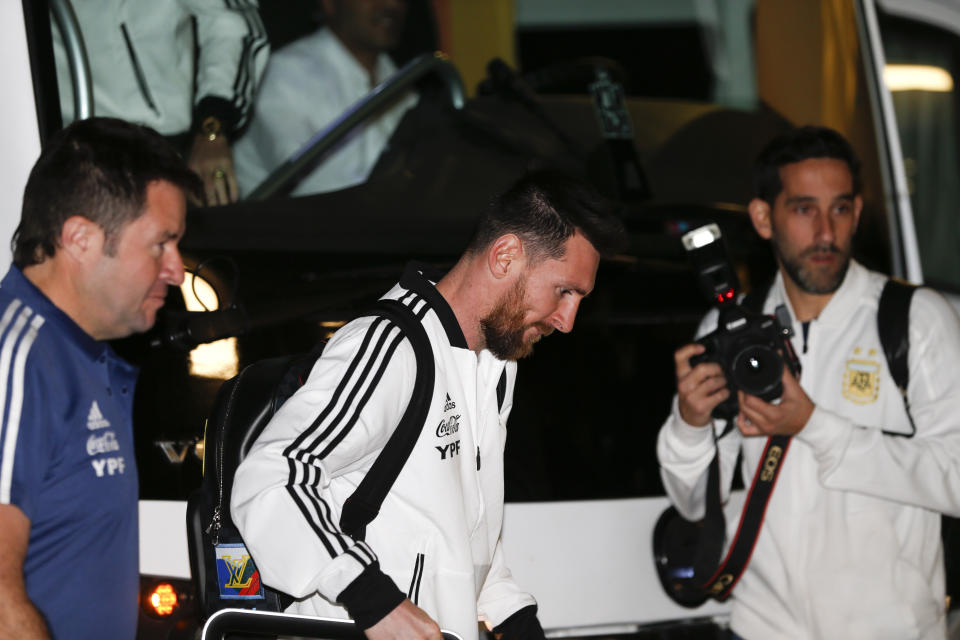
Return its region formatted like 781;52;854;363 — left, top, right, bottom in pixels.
699;434;791;600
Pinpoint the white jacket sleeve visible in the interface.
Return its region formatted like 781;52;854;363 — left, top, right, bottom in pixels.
656;307;744;521
231;316;416;601
477;541;537;627
795;288;960;516
657;401;743;521
185;0;269;130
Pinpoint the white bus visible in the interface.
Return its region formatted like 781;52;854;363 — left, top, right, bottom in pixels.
3;1;959;637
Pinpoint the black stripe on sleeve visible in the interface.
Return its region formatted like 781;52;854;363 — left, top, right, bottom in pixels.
278;291;430;564
283;316;389;457
281;315;400;559
316;327;406;460
299;319;399;459
284;474;339;557
217;0;268;127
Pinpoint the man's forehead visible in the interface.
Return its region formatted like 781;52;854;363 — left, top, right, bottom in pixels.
126;180;187;233
778;157;854;193
532;234;599;290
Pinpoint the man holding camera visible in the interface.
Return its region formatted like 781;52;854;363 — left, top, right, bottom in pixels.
657;126;960;639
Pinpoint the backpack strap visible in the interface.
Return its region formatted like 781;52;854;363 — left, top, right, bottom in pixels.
878;279;918;438
339;299;436;540
741;278;774;314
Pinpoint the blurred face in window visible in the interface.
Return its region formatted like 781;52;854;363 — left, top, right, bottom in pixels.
322;0;408;57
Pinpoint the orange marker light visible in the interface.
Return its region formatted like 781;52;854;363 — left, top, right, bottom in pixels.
149;583;178;616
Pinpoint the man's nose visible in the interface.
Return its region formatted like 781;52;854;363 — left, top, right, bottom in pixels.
551;298;581;334
814;211;835;245
162;246;185;286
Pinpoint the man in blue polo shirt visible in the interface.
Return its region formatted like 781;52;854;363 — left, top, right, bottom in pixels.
0;118;200;639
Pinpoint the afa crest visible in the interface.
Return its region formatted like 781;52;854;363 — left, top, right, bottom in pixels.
214;543;265;600
842;358;881;404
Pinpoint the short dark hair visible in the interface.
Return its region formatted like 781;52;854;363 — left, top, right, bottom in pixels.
753;126;862;206
13;117;202;267
467;170;625;261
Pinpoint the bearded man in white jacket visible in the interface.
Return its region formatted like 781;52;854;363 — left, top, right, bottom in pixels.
232;170;625;640
658;126;960;640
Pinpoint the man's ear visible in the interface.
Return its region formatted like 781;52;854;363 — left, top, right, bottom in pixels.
59;216;104;262
486;234;523;280
748;198;773;240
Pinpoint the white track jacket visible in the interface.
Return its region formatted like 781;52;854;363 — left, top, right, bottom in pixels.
232;265;536;639
658;260;960;639
54;0;268;135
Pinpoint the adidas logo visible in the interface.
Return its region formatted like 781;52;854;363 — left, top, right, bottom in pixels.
87;401;111;430
443;393;456;412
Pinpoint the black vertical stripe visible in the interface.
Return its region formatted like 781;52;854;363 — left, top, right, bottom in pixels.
218;0;268;127
407;553;424;603
284;316;389;457
301;320;398;458
496;369;507;411
284;483;338;556
302;296;427;463
317;329;406;459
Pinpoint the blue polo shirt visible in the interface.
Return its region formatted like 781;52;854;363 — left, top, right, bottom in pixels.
0;266;139;639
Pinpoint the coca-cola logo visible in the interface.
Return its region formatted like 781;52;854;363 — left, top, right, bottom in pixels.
87;431;119;456
436;415;460;438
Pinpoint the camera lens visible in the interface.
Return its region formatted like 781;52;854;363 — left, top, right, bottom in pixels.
730;344;783;398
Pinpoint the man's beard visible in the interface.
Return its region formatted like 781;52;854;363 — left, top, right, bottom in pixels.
480;275;550;361
772;236;851;295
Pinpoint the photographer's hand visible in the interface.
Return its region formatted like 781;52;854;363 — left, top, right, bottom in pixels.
675;343;730;427
737;366;814;436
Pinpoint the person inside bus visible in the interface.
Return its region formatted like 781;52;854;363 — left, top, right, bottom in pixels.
53;0;269;206
233;0;417;197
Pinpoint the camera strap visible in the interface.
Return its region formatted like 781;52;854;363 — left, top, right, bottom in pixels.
696;434;791;600
681;279;792;599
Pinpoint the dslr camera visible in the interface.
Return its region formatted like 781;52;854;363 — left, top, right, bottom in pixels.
682;224;800;421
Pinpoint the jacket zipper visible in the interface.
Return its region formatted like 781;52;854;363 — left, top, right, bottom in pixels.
204;412;227;545
120;23;161;117
205;368;246;545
